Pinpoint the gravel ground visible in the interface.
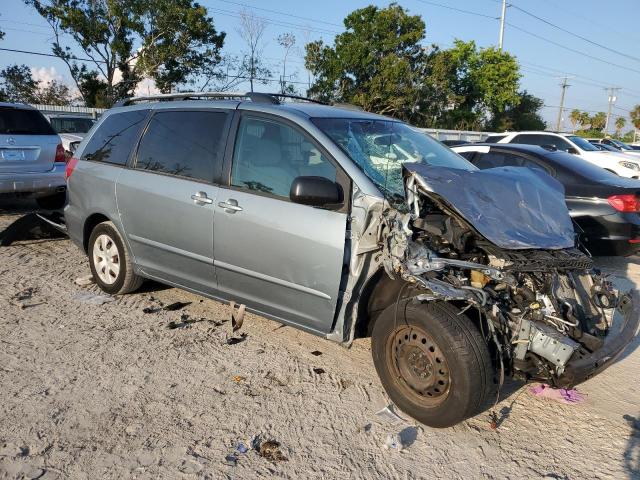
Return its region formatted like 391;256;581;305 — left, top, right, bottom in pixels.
0;199;639;480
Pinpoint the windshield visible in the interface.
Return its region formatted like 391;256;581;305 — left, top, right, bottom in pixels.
50;117;95;134
312;118;475;203
566;135;599;151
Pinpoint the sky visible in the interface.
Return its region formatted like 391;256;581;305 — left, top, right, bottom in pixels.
1;0;640;133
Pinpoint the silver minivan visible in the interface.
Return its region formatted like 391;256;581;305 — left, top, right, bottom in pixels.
0;103;67;209
65;93;638;427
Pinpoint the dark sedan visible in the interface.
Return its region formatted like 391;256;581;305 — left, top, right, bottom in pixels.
452;143;640;256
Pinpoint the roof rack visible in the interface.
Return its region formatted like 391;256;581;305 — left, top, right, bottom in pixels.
113;91;329;108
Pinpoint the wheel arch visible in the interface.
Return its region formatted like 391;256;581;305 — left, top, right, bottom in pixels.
82;213;111;253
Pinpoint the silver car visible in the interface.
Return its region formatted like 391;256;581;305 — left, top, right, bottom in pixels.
0;103;67;209
45;114;96;156
65;93;639;428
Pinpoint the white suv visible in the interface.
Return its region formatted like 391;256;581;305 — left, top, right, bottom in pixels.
485;131;640;178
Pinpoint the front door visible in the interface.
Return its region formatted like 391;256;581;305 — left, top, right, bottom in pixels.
213;114;348;334
117;109;230;294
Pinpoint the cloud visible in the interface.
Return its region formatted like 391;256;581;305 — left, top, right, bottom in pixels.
30;66;64;85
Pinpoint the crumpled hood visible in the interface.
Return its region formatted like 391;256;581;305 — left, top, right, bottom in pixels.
403;164;576;250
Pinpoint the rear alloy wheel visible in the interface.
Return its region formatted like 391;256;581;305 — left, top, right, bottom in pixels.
371;299;495;428
88;221;143;295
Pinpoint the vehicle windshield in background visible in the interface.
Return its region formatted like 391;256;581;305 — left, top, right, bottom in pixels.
50;117;95;134
0;107;57;135
609;139;634;150
566;135;600;151
312;118;475;204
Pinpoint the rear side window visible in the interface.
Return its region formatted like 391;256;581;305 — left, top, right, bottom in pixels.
0;107;56;135
474;151;551;174
82;110;148;165
484;135;506;143
512;134;571;152
135;110;228;183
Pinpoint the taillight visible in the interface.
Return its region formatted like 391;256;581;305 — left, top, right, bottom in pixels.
607;194;640;212
65;157;79;180
55;143;66;163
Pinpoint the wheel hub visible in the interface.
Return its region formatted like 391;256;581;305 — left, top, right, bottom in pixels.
391;326;451;403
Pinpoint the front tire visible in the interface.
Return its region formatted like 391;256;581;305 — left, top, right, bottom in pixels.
88;221;143;295
371;298;495;428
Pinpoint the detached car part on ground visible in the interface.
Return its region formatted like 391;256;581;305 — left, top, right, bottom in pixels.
65;94;639;428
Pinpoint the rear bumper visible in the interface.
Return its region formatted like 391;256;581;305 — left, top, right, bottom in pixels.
577;212;640;256
557;293;640;387
0;163;66;196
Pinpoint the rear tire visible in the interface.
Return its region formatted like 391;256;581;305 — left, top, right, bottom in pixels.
36;192;66;210
371;298;495;428
88;221;143;295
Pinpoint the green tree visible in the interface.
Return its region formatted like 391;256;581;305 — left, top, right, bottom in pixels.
487;91;545;131
0;64;72;105
615;117;626;136
26;0;225;104
569;109;581;132
590;112;607;131
578;111;591;130
630;105;640;131
305;4;432;124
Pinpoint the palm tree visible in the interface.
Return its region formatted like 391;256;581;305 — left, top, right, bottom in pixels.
569;109;581;132
615;117;626;137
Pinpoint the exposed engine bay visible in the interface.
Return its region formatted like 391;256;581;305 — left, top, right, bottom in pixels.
375;164;638;387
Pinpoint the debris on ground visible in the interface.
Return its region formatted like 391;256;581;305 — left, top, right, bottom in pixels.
312;367;326;375
74;274;95;286
12;287;36;301
529;384;586;404
167;314;224;330
162;301;191;311
384;433;403;451
233;376;246;383
230;301;246;332
375;404;406;425
143;307;161;314
252;437;288;462
236;443;248;454
226;333;248;345
71;291;115;305
310;350;323;356
224;454;238;466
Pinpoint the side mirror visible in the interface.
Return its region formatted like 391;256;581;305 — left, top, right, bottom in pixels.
567;147;579;155
290;176;343;209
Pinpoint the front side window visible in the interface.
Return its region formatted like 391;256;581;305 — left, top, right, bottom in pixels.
82;110;148;165
135;110;228;182
312;118;475;204
474;151;550;174
512;134;572;151
231;117;337;199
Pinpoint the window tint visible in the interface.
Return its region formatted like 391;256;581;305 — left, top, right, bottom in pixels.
0;107;56;135
135;110;228;182
458;151;476;161
484;134;506;143
474;151;550;173
512;134;571;151
50;117;95;134
82;110;148;165
231;117;337;199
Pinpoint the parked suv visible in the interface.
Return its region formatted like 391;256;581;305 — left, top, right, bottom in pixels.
485;131;640;178
0;102;67;209
65;93;638;427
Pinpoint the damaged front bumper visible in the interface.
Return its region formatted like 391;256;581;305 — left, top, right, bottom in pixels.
556;292;640;388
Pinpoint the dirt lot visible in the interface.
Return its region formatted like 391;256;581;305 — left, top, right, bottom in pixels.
0;199;639;480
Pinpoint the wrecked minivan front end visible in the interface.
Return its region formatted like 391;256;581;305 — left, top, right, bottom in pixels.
378;164;639;388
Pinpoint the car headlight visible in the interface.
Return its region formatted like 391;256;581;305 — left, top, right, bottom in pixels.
619;161;640;171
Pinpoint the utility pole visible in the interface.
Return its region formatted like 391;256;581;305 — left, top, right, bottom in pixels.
604;87;621;134
555;77;570;132
498;0;507;50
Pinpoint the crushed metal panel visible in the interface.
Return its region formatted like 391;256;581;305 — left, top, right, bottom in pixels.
403;164;576;250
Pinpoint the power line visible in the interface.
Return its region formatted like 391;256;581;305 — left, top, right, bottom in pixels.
0;47;104;64
413;1;496;20
213;0;343;29
507;3;640;64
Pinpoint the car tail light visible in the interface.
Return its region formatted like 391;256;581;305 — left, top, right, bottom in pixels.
54;143;66;163
65;157;79;180
607;194;640;212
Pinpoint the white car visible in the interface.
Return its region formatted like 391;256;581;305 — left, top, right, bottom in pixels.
45;114;95;155
485;131;640;178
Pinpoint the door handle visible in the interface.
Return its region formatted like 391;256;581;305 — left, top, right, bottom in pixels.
191;191;213;205
218;199;243;213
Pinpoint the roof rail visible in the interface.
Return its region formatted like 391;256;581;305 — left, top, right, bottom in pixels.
113;91;330;108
